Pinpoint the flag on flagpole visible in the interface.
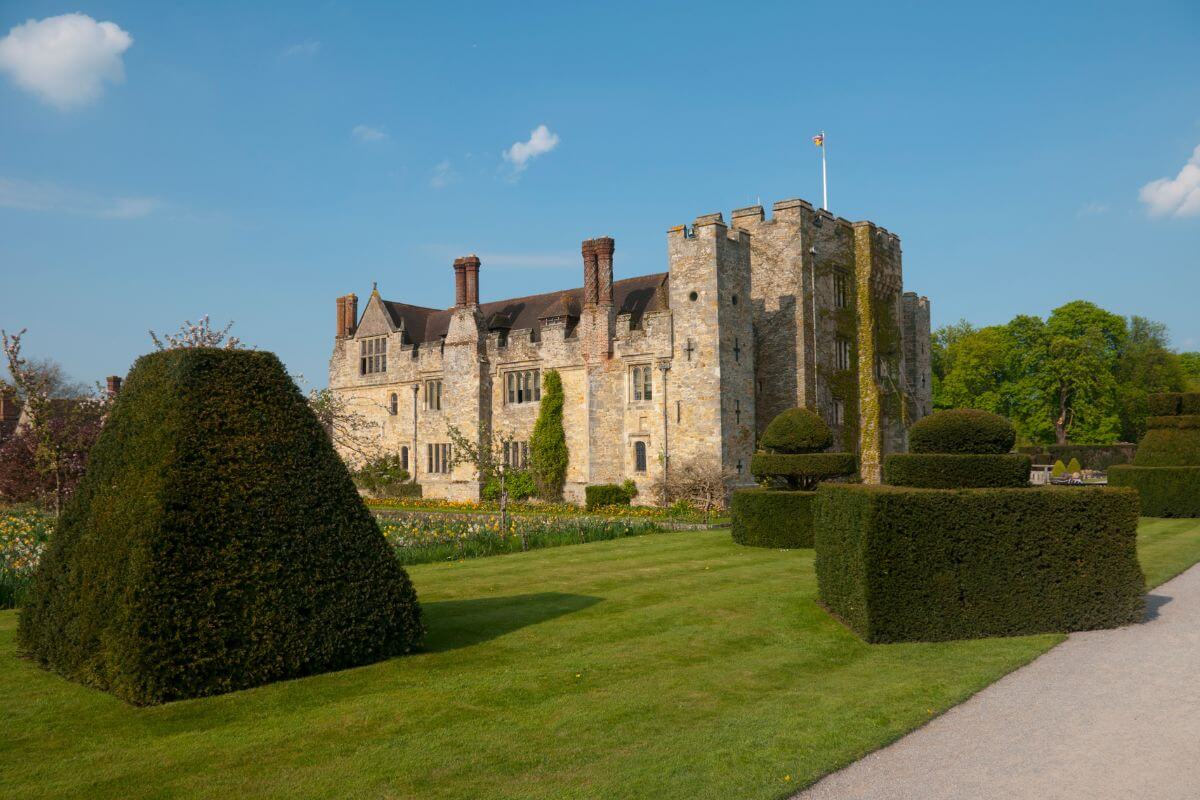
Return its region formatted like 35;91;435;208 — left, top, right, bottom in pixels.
812;133;824;147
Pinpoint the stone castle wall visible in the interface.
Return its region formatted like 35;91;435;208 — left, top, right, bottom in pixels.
328;194;933;500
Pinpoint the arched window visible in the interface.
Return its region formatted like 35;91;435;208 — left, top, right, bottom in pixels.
400;446;408;471
389;393;398;415
634;441;647;472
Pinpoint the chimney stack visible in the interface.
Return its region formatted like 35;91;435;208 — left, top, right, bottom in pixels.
336;293;359;337
581;239;598;307
106;376;122;397
0;387;18;422
452;258;467;307
593;237;614;305
461;255;481;306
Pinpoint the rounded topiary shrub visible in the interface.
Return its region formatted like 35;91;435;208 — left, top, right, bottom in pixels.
17;348;423;705
750;452;856;490
760;407;832;454
908;409;1016;455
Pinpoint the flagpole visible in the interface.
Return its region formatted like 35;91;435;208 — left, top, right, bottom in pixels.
820;129;828;211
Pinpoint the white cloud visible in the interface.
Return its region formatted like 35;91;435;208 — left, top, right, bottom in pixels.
1076;202;1108;217
1139;144;1200;218
352;124;387;142
503;124;560;176
283;40;320;58
430;159;458;189
0;177;159;219
0;13;133;110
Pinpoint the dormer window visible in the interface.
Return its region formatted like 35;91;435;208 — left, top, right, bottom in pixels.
360;337;387;375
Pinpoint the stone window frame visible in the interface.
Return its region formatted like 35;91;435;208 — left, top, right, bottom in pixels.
833;399;845;426
427;442;452;474
400;446;409;471
360;336;387;375
633;440;648;473
424;379;443;411
834;270;851;310
629;364;653;403
389;393;398;416
503;440;530;470
835;337;852;371
505;369;541;405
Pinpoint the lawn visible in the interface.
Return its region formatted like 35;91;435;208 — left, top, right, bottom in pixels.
2;518;1199;799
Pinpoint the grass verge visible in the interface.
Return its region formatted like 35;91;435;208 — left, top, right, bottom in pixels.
1;518;1198;799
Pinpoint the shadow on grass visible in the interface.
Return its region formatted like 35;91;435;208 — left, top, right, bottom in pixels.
421;592;603;653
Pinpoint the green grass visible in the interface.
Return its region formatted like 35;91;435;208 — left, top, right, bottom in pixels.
2;518;1199;799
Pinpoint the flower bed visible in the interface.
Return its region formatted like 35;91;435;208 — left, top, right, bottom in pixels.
0;506;52;609
378;513;665;565
364;495;712;522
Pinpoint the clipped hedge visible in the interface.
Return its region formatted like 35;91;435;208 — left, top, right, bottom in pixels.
17;349;423;705
1148;392;1200;416
814;484;1144;643
730;489;816;548
1146;415;1200;429
1133;428;1200;467
908;409;1016;455
585;483;633;510
1046;444;1137;471
1109;466;1200;517
760;408;832;454
750;452;856;489
883;453;1031;489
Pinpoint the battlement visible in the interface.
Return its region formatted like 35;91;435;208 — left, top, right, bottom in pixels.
669;212;751;243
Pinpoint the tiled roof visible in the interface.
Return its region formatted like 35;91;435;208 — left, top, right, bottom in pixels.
382;273;668;344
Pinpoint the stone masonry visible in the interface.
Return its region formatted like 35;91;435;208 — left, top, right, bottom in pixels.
328;195;932;501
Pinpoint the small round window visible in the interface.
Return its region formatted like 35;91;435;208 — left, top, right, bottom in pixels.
688;291;698;301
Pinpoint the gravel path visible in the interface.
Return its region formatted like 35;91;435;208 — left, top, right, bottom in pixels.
796;564;1200;800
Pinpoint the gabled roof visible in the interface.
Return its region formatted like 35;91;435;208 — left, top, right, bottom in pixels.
378;273;669;344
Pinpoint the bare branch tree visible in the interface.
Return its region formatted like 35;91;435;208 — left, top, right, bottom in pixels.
446;422;520;543
306;387;386;465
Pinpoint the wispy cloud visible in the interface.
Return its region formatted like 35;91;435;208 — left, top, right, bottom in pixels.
283;40;320;58
1139;144;1200;218
1076;201;1108;217
352;124;387;142
0;177;159;219
430;159;458;189
502;124;560;179
0;13;133;110
421;244;574;270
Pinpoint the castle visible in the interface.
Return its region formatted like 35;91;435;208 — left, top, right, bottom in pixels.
328;196;932;502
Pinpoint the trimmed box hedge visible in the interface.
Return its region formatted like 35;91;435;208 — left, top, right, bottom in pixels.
585;483;633;510
883;453;1031;489
1145;415;1200;430
750;452;856;484
814;484;1145;643
1046;444;1137;471
1133;428;1200;467
17;348;424;705
1148;392;1200;416
908;409;1016;455
730;489;816;548
1109;466;1200;517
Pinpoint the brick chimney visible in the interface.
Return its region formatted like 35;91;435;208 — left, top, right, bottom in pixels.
593;237;614;305
581;239;598;307
452;257;467;307
0;388;18;422
106;376;122;397
461;255;481;306
336;293;359;338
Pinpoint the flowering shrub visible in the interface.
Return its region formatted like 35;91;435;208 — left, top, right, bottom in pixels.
0;506;52;608
377;513;664;565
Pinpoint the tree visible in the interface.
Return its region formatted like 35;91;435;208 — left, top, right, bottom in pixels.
445;422;521;542
1115;317;1186;441
1177;352;1200;391
306;387;386;465
149;315;243;350
529;369;568;501
1;329;107;514
1041;329;1119;444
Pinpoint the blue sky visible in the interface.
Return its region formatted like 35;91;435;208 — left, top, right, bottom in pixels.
2;0;1198;388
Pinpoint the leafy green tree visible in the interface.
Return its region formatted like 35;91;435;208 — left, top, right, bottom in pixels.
1180;352;1200;391
1115;317;1186;440
530;369;568;501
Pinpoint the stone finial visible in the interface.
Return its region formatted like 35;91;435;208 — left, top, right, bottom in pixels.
581;239;598;307
593;236;614;305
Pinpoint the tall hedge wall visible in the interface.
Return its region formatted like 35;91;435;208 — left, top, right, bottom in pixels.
18;348;423;705
1109;466;1200;517
814;484;1144;642
730;489;816;548
1133;428;1200;467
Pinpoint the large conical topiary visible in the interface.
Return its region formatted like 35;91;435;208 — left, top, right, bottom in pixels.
1109;392;1200;516
18;348;423;705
